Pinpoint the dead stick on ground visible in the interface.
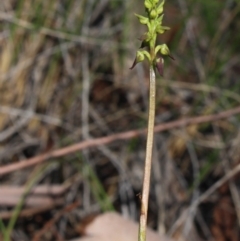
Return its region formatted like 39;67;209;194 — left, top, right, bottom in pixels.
0;106;240;176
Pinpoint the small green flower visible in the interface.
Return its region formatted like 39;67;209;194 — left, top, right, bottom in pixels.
130;50;151;69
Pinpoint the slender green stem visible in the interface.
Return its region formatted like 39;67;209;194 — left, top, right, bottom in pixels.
4;165;48;241
0;218;6;240
138;65;156;241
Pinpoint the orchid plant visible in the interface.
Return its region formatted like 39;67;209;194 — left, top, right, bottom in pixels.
130;1;172;241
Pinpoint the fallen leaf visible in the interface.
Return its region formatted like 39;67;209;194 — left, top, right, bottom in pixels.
69;212;176;241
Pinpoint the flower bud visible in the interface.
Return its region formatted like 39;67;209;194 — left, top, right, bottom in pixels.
157;6;163;15
150;9;157;19
144;0;152;10
155;57;164;76
157;1;165;15
160;44;170;55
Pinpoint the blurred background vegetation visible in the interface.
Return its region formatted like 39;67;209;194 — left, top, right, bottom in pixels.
0;0;240;240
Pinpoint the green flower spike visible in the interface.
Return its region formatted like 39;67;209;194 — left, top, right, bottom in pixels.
130;0;173;76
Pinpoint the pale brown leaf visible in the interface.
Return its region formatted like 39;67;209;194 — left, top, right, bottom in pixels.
69;212;176;241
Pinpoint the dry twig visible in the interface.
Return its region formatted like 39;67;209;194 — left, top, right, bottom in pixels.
0;106;240;176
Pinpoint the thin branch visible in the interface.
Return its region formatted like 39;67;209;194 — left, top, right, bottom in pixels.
0;106;240;176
